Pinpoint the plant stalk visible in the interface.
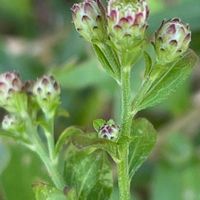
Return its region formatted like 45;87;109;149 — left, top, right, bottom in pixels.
25;116;65;190
117;67;132;200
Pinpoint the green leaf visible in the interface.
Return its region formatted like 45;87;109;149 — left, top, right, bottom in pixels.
33;182;67;200
144;51;152;77
55;127;83;155
93;119;106;132
64;151;113;200
93;42;121;81
133;49;198;111
71;134;119;163
129;118;157;179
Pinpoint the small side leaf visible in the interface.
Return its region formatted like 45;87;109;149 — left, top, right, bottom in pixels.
55;127;83;155
129;118;157;179
133;49;198;111
93;119;106;132
144;51;153;77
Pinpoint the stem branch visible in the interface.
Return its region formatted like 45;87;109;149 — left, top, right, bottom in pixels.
25;116;65;190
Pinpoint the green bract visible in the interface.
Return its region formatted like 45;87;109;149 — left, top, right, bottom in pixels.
107;0;149;51
154;18;191;64
71;0;107;43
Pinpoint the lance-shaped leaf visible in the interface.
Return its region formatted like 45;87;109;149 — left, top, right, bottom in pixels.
93;42;121;81
132;49;198;112
64;150;113;200
129;118;157;179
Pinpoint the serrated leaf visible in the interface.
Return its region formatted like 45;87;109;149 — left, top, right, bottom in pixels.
93;119;106;132
33;182;67;200
55;127;83;155
129;118;157;179
64;151;113;200
133;49;198;111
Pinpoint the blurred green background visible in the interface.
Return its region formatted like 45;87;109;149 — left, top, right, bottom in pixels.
0;0;200;199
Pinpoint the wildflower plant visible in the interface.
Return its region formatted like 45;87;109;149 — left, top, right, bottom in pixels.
0;0;198;200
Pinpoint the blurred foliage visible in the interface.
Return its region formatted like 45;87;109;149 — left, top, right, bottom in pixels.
0;0;200;199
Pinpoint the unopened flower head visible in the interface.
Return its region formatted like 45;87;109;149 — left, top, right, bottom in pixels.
107;0;149;51
0;72;23;108
2;114;19;132
71;0;107;43
33;75;60;117
155;18;191;64
98;120;119;141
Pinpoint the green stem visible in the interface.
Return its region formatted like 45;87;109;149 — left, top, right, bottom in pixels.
45;116;56;163
34;139;65;190
25;116;65;190
117;67;132;200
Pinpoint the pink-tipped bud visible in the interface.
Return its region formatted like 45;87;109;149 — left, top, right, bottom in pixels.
33;75;60;117
107;0;149;51
98;119;119;141
154;18;191;64
0;72;23;108
71;0;107;42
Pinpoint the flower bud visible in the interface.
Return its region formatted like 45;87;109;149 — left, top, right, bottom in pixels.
107;0;149;51
71;0;107;43
154;18;191;64
0;72;27;114
2;114;26;140
32;75;60;118
98;120;119;141
2;115;18;131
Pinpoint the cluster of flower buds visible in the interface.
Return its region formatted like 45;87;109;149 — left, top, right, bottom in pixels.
107;0;149;51
32;75;60;118
154;18;191;64
0;71;61;121
97;119;119;141
71;0;107;43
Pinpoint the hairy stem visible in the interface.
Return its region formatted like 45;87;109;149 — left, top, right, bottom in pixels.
25;116;65;190
117;67;132;200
